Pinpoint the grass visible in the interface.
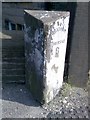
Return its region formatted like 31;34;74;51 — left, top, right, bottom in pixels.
60;82;72;97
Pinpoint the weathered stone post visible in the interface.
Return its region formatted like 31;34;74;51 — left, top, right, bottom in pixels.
24;10;70;104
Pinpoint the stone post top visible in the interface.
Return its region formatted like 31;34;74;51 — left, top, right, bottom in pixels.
24;10;70;24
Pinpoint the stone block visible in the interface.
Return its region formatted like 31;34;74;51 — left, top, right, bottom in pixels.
24;10;70;104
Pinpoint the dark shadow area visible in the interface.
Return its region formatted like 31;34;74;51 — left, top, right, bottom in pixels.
2;83;40;107
2;30;25;84
88;2;90;71
1;31;41;107
44;2;77;82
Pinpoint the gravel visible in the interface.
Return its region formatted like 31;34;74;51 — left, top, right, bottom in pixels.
2;82;89;119
42;83;89;119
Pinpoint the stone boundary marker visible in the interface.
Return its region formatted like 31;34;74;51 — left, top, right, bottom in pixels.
24;10;70;104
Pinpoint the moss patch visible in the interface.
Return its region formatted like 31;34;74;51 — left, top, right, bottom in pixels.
60;82;72;97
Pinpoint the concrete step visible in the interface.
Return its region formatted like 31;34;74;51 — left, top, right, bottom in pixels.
2;62;25;69
2;57;25;63
2;46;25;83
2;52;25;58
2;46;25;57
2;75;25;83
2;69;25;75
2;46;24;51
2;48;24;52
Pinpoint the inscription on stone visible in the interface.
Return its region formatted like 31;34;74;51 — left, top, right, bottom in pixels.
55;47;59;57
51;64;58;73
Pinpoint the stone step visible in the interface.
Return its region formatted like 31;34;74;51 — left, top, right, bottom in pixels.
2;46;24;51
2;75;25;83
2;46;25;83
2;52;25;58
2;62;25;69
2;69;25;75
2;48;24;52
2;46;25;57
2;57;25;63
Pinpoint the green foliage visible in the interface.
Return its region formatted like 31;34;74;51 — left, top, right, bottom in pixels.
61;82;72;97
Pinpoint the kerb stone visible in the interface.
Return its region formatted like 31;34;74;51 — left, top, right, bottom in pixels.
24;10;70;104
